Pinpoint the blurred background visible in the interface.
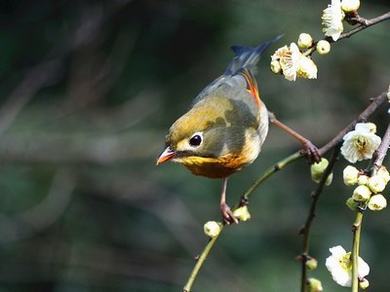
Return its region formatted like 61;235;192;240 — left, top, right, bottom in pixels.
0;0;389;291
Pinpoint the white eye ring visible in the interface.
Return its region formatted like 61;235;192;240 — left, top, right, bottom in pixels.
188;132;203;147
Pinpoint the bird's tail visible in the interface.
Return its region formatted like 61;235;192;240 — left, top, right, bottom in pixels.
224;34;283;76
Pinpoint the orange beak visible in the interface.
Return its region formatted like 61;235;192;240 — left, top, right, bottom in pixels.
156;147;176;165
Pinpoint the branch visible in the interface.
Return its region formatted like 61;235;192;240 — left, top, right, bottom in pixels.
319;91;388;156
351;122;390;291
182;88;388;292
299;146;340;292
304;11;390;57
373;122;390;170
337;11;390;41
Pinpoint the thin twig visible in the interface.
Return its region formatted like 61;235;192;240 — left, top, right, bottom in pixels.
183;234;222;292
351;211;363;292
306;11;390;57
182;152;301;292
299;146;340;292
319;91;388;156
373;123;390;170
337;11;390;42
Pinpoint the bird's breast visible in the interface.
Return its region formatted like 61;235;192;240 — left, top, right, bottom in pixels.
176;128;262;178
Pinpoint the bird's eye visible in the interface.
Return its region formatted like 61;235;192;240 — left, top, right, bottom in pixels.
189;134;202;147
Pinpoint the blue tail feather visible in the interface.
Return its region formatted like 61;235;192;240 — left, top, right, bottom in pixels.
224;34;283;76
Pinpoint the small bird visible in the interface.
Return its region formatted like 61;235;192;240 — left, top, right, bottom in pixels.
157;36;320;224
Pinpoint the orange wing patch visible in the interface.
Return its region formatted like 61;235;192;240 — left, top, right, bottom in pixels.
240;68;261;106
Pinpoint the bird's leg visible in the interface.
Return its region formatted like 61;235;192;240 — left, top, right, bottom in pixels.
268;111;321;163
220;178;238;225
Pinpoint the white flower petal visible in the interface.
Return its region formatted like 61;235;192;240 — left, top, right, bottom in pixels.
322;0;345;41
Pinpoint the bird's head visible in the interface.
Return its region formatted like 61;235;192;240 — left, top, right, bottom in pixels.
156;96;246;166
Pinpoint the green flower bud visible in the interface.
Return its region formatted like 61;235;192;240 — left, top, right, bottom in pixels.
377;166;390;184
368;194;387;211
341;0;360;13
343;165;359;186
307;278;323;292
352;185;372;202
316;40;331;55
270;60;281;74
232;206;251;222
325;172;333;186
306;258;318;270
368;175;387;193
203;221;222;238
358;174;369;185
359;278;369;290
298;33;313;49
346;197;358;211
311;158;329;182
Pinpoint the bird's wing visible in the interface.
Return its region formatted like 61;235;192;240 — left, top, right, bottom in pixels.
193;35;282;106
193;69;260;108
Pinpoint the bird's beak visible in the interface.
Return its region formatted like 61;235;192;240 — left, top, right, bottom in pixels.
156;147;176;165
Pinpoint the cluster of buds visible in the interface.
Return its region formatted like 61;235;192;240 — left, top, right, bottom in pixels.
269;32;332;81
203;206;251;238
270;39;319;81
310;158;333;186
344;165;390;211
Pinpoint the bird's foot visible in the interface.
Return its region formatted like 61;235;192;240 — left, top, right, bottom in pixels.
300;140;321;164
220;202;238;225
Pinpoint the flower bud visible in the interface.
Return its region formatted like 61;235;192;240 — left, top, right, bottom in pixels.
270;60;281;74
232;206;251;222
352;185;372;202
311;158;329;182
325;172;333;186
298;33;313;49
368;194;387;211
368;175;387;193
306;258;318;270
316;40;331;55
377;166;390;184
341;0;360;13
307;278;323;292
358;174;369;185
364;122;377;133
343;165;359;186
203;221;222;238
346;197;358;211
359;278;369;290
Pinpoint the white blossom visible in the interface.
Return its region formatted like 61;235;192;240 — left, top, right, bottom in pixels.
325;245;370;287
341;123;381;163
322;0;345;41
271;43;301;81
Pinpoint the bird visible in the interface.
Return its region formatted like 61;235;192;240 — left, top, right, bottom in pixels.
156;36;320;224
